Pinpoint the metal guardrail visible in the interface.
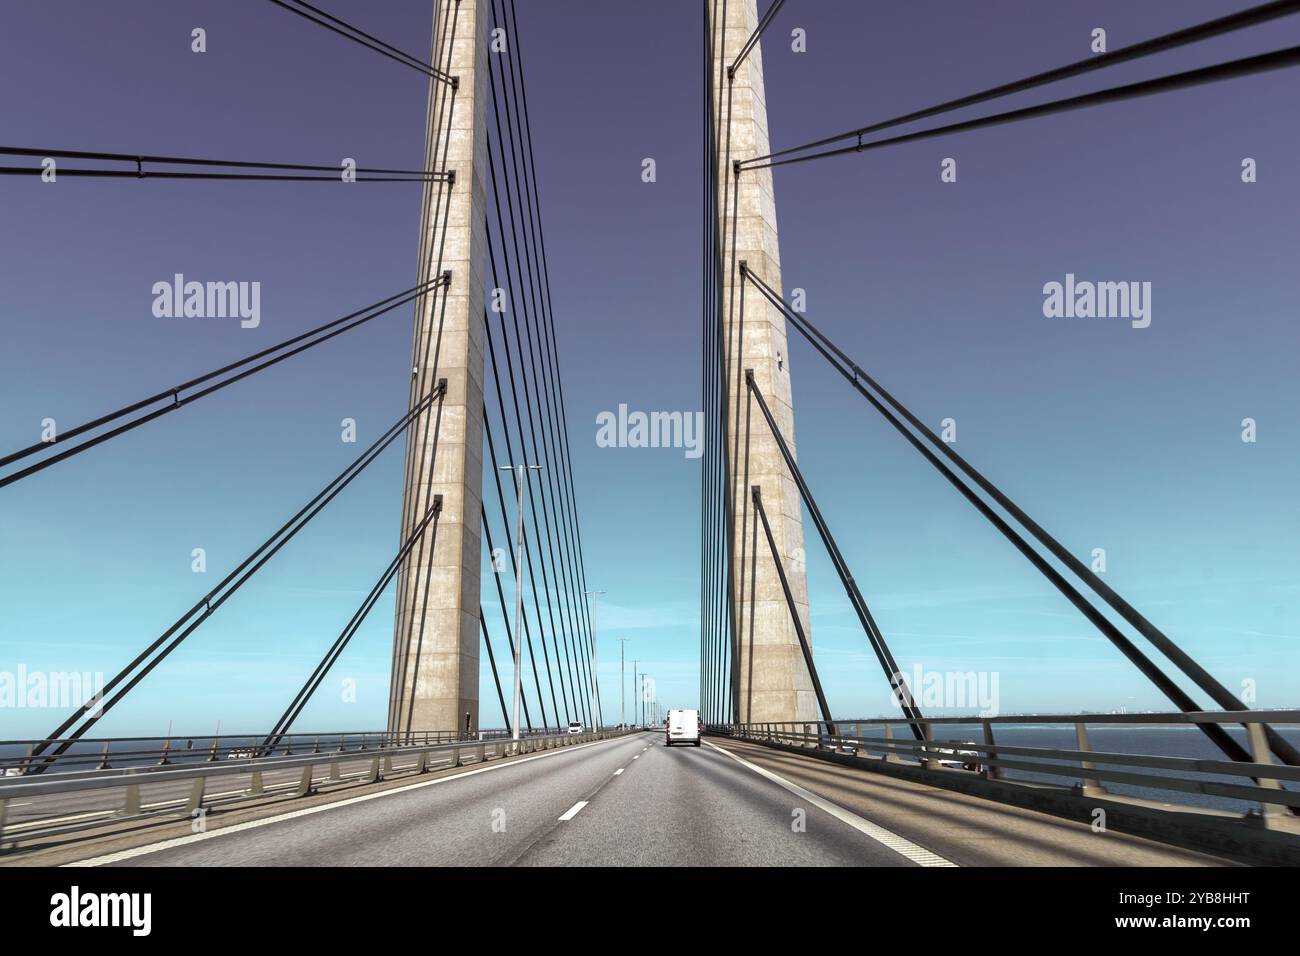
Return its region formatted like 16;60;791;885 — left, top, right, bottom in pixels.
0;727;571;777
0;727;632;846
711;711;1300;821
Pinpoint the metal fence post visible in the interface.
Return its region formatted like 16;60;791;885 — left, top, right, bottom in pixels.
1074;722;1106;796
982;720;1002;780
921;722;940;769
1246;722;1283;826
883;722;899;763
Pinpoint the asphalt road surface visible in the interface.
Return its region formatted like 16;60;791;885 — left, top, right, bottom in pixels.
62;732;1225;867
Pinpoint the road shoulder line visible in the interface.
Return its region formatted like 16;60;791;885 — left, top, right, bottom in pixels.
703;741;958;867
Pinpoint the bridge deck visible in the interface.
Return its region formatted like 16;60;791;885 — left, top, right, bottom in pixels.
4;732;1229;867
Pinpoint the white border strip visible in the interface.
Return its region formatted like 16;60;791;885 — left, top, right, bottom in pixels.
64;735;634;867
704;741;957;867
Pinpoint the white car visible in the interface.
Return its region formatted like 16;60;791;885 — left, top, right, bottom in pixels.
567;721;583;735
929;742;983;772
665;708;701;747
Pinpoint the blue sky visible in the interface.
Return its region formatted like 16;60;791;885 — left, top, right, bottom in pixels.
1;1;1297;738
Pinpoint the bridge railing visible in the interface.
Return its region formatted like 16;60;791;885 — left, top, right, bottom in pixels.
0;727;633;848
0;727;568;778
710;710;1300;821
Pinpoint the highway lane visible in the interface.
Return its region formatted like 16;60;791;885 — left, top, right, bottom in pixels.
81;731;929;866
510;732;935;866
62;731;1229;867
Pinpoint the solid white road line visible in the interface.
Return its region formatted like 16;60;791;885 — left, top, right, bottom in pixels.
558;801;588;821
63;735;633;867
703;741;957;868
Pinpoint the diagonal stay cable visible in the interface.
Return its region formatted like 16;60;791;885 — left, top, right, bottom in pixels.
745;371;926;739
745;0;1300;168
504;0;600;721
492;2;589;724
743;267;1269;766
0;145;452;181
484;215;565;727
480;499;535;732
397;377;452;741
481;611;513;737
750;485;835;733
728;0;789;79
265;0;457;86
741;43;1300;171
483;395;551;730
0;275;448;489
28;388;440;767
261;493;446;754
388;0;460;732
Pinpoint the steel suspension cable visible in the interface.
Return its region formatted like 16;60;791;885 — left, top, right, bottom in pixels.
262;492;446;753
389;0;461;731
741;44;1300;171
480;611;513;736
743;0;1300;169
264;0;458;86
495;0;593;724
483;319;556;730
742;268;1264;764
0;275;448;489
481;500;535;732
397;377;455;740
751;486;836;732
504;0;602;725
486;38;580;726
485;214;567;728
0;144;452;182
727;0;789;79
30;388;440;766
707;0;737;723
745;372;926;737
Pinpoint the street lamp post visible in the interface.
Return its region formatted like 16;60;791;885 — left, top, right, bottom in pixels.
584;590;606;731
631;660;639;728
615;638;630;729
500;463;542;743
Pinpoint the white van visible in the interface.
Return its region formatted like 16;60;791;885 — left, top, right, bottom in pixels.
665;709;701;747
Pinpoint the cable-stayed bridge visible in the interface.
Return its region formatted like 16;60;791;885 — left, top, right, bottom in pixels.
1;0;1298;871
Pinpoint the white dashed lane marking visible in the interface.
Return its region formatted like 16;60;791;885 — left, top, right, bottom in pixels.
558;801;588;821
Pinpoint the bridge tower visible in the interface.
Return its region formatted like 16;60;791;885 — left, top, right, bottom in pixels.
710;1;819;724
389;0;489;738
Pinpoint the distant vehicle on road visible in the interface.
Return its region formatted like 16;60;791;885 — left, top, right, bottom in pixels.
567;721;583;735
929;742;982;772
665;708;701;747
